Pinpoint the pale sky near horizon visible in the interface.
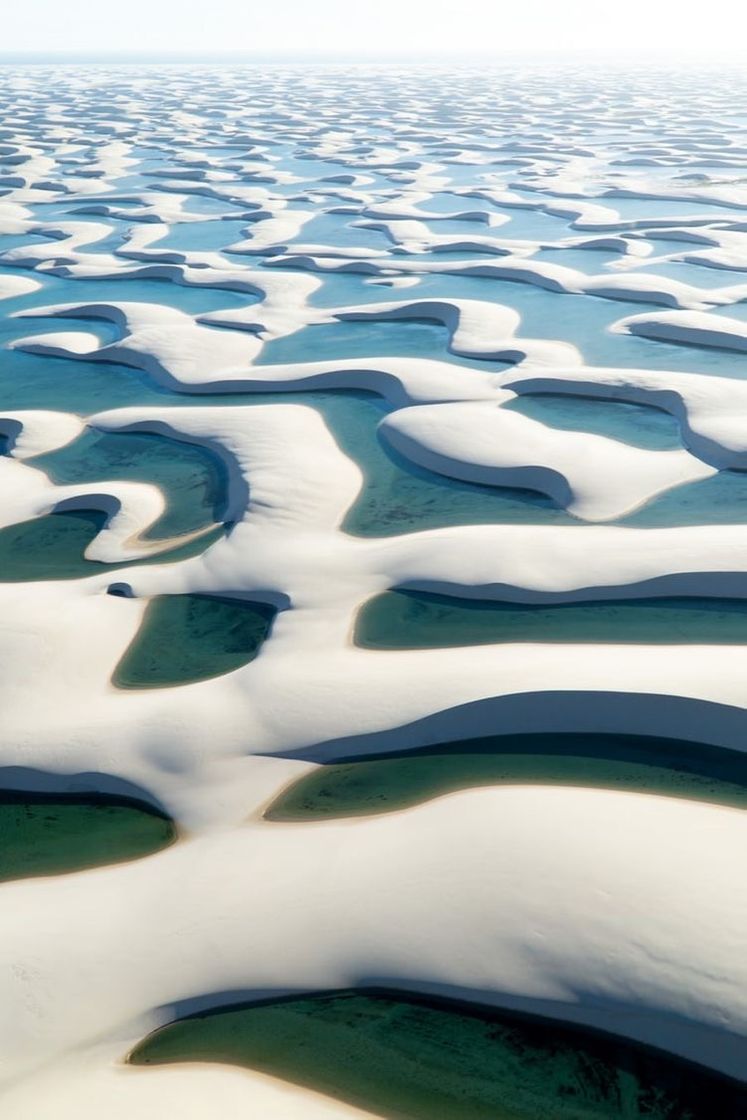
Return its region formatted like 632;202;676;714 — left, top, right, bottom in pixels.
2;0;745;58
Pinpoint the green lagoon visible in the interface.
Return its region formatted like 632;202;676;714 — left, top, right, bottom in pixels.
114;592;277;688
0;790;175;881
130;990;745;1119
266;732;747;821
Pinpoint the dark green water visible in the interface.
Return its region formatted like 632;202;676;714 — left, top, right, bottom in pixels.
0;790;175;881
113;593;276;688
32;427;227;540
129;990;746;1119
265;732;747;821
356;590;747;649
0;510;225;582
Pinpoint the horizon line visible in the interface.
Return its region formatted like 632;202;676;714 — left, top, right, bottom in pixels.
0;48;744;65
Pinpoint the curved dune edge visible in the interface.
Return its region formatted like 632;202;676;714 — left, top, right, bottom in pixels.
0;1050;373;1119
4;401;747;834
379;400;714;522
0;411;228;563
0;272;39;300
126;988;747;1118
0;428;207;565
503;366;747;468
613;307;747;352
0;785;176;882
263;730;747;821
14;293;747;477
0;788;745;1085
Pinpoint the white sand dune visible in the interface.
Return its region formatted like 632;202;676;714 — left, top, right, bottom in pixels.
379;401;715;521
505;365;747;467
614;307;747;351
0;788;744;1091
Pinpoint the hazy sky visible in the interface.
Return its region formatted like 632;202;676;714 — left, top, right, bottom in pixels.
2;0;744;57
